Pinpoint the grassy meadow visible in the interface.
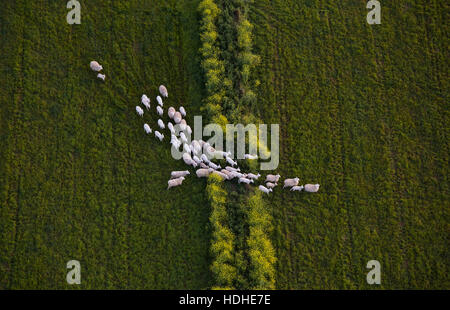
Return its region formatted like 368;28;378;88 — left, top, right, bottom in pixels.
250;0;448;289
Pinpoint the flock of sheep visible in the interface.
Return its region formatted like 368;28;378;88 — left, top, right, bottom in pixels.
90;60;320;195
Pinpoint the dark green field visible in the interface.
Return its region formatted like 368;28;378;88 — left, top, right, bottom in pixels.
0;0;448;289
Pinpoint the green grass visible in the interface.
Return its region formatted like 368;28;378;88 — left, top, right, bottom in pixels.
0;0;448;289
0;0;213;289
250;0;448;289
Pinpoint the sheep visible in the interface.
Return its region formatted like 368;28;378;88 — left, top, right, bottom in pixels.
208;161;221;170
247;173;261;180
225;166;240;173
157;119;165;130
265;174;281;183
171;171;190;179
167;122;175;134
180;132;188;144
97;73;106;81
215;150;231;158
155;131;164;141
155;128;164;141
142;101;150;111
136;106;144;117
90;61;103;72
266;182;277;189
199;162;209;169
283;177;300;188
231;171;244;179
193;155;202;165
180;119;187;131
168;107;176;119
196;168;213;178
183;152;197;167
239;177;253;184
290;185;304;192
212;171;229;180
168;177;184;189
174;112;182;124
201;154;211;164
157;106;163;116
186;125;192;136
183;143;192;154
244;154;258;160
159;85;168;97
144;124;152;134
221;169;234;179
205;146;216;157
180;106;186;117
171;133;179;143
304;184;320;193
141;95;151;109
156;95;163;107
258;185;272;195
191;140;202;156
171;138;181;150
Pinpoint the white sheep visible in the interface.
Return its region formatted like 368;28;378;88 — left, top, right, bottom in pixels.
171;171;190;179
231;171;244;179
171;137;181;150
199;162;209;169
156;95;163;107
208;161;221;170
244;154;258;160
266;182;277;189
186;125;192;136
174;112;182;124
141;95;151;109
158;119;165;129
90;61;103;72
205;146;216;157
283;177;300;188
225;166;240;173
168;107;176;119
247;173;261;180
221;169;234;179
168;177;184;189
265;174;281;183
183;152;197;167
144;124;152;134
304;184;320;193
136;106;144;117
290;186;304;192
215;150;231;158
155;131;164;141
157;106;163;116
258;185;272;195
167;122;175;134
183;143;192;154
212;171;229;180
180;119;187;132
201;154;211;164
180;132;188;144
180;106;186;117
97;73;106;81
196;168;213;178
159;85;168;97
191;140;202;156
193;155;202;165
239;177;253;184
